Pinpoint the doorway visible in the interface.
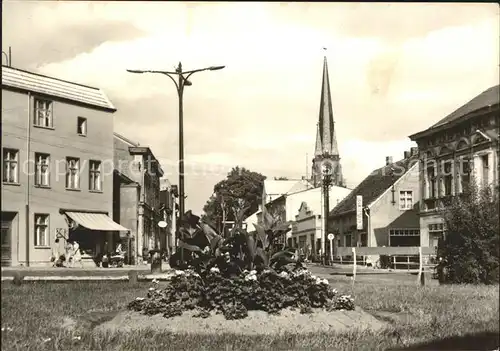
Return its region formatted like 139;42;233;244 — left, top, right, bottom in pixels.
1;212;15;267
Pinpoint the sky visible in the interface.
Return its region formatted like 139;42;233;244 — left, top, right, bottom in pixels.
2;1;499;215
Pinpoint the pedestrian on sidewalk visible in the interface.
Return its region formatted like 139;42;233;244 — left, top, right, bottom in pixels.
72;241;83;268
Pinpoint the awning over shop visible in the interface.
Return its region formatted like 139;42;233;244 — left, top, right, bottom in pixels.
64;211;129;232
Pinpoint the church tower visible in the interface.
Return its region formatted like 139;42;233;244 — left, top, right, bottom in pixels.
311;55;344;188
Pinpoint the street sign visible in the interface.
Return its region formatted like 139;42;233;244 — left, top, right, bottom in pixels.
327;233;334;241
158;221;167;228
356;195;363;230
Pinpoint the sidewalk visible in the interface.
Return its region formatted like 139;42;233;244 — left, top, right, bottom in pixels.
1;264;172;281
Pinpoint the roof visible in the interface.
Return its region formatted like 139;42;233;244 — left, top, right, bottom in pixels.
113;132;164;176
264;179;305;199
1;65;116;111
114;132;139;147
432;85;499;128
330;155;419;217
286;179;315;194
410;85;499;139
288;186;352;221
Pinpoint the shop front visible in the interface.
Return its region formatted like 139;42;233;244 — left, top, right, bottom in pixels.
59;209;130;266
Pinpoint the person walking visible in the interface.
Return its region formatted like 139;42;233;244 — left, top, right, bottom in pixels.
72;241;83;268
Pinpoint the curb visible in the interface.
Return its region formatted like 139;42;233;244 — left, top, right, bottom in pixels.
2;273;174;282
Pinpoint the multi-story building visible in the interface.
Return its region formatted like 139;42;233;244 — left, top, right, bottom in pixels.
409;85;499;248
159;178;178;255
113;133;163;264
1;65;128;267
329;150;421;263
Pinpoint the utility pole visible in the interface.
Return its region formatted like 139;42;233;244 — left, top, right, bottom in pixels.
322;160;333;265
127;63;224;264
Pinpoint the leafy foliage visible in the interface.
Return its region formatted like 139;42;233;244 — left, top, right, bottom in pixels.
438;180;499;285
202;167;266;233
170;206;296;275
128;268;355;320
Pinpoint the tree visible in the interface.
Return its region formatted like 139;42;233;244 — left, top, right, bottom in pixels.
202;167;266;234
438;179;499;284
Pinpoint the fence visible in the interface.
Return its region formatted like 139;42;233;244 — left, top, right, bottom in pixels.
335;246;438;286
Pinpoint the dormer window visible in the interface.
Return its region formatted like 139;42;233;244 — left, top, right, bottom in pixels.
77;117;87;136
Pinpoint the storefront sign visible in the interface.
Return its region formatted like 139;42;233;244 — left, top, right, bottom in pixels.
356;195;363;230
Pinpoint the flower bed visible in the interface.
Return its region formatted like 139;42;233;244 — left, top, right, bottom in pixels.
128;267;355;320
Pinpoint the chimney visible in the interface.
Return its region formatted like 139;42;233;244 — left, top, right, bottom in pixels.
385;156;393;166
404;151;410;159
410;147;418;156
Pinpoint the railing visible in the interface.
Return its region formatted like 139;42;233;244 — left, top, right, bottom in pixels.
334;246;438;285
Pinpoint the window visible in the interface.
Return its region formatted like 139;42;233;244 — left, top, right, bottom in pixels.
427;166;436;198
345;234;352;247
460;158;471;193
34;214;49;247
399;191;413;210
429;223;445;248
89;160;102;191
35;153;50;187
34;98;53;128
77;117;87;136
389;228;420;247
66;157;80;189
481;154;489;186
443;161;453;196
2;148;19;183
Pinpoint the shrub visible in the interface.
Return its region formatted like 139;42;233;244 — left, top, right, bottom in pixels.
128;268;355;320
438;181;499;285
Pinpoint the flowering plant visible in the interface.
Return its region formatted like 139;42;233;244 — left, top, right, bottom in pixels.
128;266;355;320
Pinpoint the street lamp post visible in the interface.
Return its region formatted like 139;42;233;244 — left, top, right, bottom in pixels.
127;62;225;264
322;160;333;265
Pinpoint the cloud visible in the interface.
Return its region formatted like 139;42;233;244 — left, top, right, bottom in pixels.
2;1;146;69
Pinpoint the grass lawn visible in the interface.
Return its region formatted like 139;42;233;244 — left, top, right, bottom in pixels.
1;276;499;351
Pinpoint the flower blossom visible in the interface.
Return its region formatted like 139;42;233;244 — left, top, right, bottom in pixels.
152;278;159;284
279;271;290;278
245;274;257;281
175;270;186;276
210;267;220;274
135;297;145;301
148;287;155;291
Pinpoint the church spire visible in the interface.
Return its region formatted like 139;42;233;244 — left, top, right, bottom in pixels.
318;55;338;156
311;52;344;188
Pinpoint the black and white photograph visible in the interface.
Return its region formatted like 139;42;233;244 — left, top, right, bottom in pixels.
1;1;499;350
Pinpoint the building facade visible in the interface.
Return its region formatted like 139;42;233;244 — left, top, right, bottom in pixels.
329;150;421;262
409;85;499;248
1;65;127;267
159;178;178;255
113;133;164;264
291;186;352;260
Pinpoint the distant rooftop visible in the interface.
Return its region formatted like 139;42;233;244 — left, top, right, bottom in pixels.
1;65;116;111
330;155;419;217
410;85;499;139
